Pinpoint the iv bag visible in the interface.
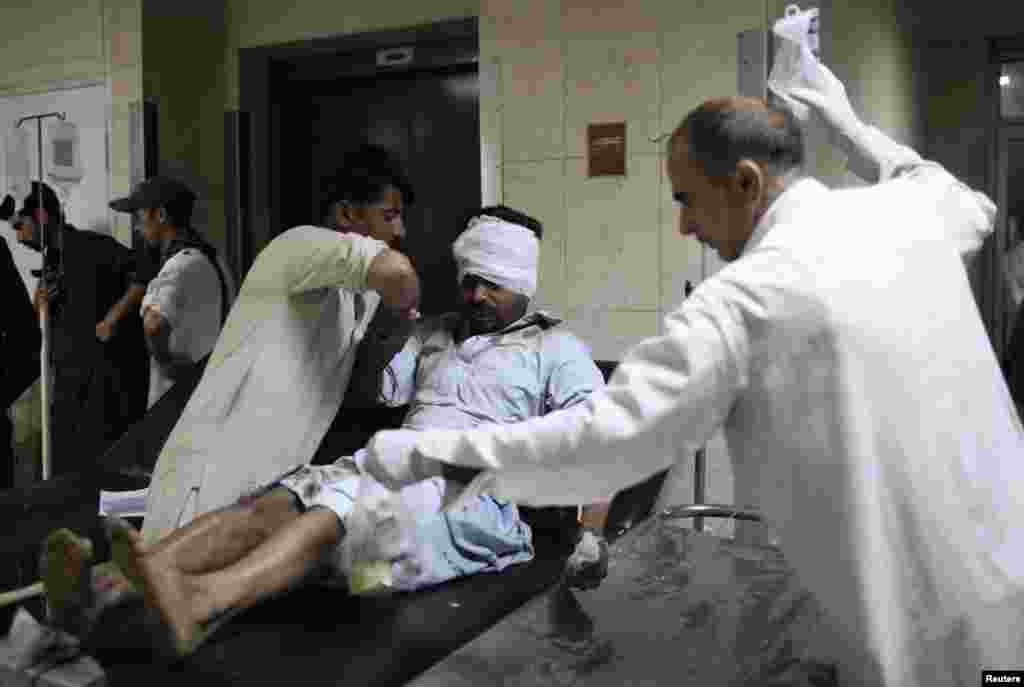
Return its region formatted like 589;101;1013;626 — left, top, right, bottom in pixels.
5;127;31;199
47;120;84;187
767;5;822;124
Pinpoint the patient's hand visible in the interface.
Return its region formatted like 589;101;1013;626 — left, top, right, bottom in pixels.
565;530;609;591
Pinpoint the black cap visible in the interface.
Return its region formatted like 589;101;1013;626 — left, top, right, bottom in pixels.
18;181;62;219
109;176;196;214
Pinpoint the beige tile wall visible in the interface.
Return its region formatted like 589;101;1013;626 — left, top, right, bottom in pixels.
143;2;230;255
106;0;145;247
484;0;766;362
0;1;107;97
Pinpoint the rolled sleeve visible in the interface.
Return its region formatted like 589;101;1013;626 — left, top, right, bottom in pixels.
893;162;996;264
244;226;387;295
142;254;190;331
860;125;997;263
542;331;606;412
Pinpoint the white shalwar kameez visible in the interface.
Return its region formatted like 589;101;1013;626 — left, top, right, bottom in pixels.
368;141;1024;684
142;226;385;544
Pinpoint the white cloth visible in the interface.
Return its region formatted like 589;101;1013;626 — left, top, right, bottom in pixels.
453;215;539;297
141;248;235;407
367;149;1024;683
141;226;386;544
767;5;822;124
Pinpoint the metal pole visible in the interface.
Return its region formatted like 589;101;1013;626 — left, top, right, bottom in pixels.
684;280;707;533
16;111;65;482
693;447;706;533
36;118;48;482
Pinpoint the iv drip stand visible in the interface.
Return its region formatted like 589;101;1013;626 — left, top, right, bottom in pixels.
16;111;66;481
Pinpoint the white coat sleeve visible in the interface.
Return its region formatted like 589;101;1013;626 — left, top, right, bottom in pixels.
851;125;996;264
244;225;388;295
365;286;750;506
891;159;996;265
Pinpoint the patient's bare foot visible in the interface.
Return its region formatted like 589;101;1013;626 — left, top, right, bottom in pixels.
40;528;95;634
107;518;212;657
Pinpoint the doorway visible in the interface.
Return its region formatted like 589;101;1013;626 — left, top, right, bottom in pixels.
277;64;480;315
991;38;1024;361
238;18;481;316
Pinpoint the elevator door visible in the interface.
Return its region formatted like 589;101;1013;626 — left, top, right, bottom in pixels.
279;65;480;316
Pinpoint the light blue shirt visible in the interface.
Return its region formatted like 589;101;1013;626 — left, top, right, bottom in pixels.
373;310;605;590
380;311;605;430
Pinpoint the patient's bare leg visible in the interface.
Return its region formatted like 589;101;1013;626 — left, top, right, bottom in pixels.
116;506;343;655
140;487;302;575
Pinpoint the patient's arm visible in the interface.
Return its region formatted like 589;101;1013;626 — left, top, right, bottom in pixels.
344;306;420;408
540;331;615;589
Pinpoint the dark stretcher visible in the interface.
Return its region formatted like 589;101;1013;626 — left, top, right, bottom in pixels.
0;360;668;686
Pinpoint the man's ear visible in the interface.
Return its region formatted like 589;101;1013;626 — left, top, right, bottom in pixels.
732;160;764;207
34;208;50;226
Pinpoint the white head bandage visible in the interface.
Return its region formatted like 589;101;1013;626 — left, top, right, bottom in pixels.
452;215;539;297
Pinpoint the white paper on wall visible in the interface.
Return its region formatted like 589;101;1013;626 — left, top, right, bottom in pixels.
47;119;85;189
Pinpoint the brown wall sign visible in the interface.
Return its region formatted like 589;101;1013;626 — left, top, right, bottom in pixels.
587;122;627;177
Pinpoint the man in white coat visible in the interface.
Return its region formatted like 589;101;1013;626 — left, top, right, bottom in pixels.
362;62;1024;684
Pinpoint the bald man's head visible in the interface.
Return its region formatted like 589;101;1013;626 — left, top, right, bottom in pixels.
665;97;805;261
669;96;805;183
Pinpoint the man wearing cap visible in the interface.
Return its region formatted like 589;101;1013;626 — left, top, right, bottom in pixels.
10;181;148;477
109;176;236;408
102;205;604;657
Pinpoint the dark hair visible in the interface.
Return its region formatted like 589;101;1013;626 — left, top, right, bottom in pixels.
321;144;415;220
162;198;193;229
674;98;805;184
463;205;544;240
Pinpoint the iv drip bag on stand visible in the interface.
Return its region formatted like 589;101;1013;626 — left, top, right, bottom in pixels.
47;120;84;188
5;127;31;198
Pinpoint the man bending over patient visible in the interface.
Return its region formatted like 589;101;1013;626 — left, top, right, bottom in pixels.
108;206;611;656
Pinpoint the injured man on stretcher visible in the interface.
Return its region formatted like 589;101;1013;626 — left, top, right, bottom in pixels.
54;205;613;658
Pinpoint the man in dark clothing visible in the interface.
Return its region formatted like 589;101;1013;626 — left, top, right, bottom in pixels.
1;195;41;489
11;182;148;478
